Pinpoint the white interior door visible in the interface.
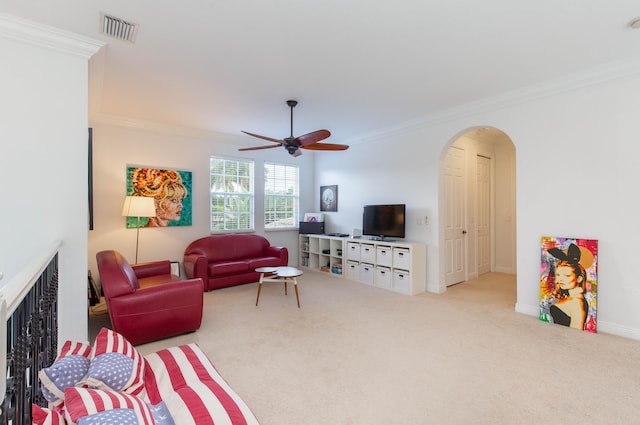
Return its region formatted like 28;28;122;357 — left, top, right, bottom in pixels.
444;146;465;286
477;155;491;275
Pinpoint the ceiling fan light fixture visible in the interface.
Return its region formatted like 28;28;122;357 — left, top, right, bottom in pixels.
101;13;138;42
239;100;347;157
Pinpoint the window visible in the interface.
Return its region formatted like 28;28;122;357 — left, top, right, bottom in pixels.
264;162;299;229
210;157;254;232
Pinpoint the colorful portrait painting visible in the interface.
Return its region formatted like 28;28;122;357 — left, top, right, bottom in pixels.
540;236;598;333
125;166;192;227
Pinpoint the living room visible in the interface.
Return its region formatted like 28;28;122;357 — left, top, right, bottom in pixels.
3;4;640;422
70;68;640;345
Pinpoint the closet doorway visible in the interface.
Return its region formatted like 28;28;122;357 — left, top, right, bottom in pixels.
441;127;516;287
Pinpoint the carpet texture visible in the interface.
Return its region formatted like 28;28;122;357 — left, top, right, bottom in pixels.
91;272;640;425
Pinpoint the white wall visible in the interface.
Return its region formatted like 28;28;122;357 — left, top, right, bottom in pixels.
0;15;103;343
511;72;640;339
87;123;315;282
316;67;640;340
316;128;442;292
493;142;517;274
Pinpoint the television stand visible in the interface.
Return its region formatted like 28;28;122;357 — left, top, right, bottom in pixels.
298;234;426;295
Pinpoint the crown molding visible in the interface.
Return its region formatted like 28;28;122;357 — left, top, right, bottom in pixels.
346;57;640;144
90;112;232;140
0;13;104;59
430;57;640;123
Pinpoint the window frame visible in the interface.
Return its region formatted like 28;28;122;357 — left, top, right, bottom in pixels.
209;156;255;233
263;161;299;231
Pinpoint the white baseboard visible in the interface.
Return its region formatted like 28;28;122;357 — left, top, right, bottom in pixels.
515;302;640;341
515;302;538;317
597;321;640;340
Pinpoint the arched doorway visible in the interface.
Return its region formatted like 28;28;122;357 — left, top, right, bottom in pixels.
439;127;516;288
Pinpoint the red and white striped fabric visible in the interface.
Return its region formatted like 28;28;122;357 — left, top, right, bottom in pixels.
63;387;155;425
143;344;261;425
32;404;67;425
57;341;92;360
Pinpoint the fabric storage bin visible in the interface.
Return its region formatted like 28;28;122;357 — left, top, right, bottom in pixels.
375;266;392;288
393;269;411;292
359;263;374;284
346;261;359;280
360;244;376;263
347;243;361;261
393;247;411;270
376;246;392;267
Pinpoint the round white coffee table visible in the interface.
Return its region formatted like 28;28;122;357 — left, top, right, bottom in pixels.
255;266;303;308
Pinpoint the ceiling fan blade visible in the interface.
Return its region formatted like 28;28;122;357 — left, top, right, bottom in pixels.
241;131;284;145
241;102;340;157
301;143;350;151
238;144;281;151
295;129;331;146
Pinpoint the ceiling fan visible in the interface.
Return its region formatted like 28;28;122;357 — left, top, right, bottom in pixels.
239;100;349;157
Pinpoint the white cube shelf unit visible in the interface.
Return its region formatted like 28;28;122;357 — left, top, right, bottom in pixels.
299;234;426;295
299;234;344;276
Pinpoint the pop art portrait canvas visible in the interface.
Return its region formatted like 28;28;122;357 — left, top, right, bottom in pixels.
125;166;192;227
540;236;598;333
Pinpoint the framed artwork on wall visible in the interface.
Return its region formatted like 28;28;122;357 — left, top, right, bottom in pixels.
125;166;193;227
539;236;598;333
320;185;338;212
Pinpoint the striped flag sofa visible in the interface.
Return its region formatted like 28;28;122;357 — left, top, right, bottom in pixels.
33;328;260;425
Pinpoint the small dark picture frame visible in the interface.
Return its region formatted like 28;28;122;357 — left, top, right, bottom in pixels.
320;185;338;212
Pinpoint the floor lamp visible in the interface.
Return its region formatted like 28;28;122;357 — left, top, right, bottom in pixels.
121;196;156;264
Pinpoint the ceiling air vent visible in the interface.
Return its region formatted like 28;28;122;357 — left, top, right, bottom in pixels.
101;13;138;43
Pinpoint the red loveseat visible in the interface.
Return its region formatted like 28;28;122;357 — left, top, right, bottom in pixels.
183;234;288;291
96;250;204;345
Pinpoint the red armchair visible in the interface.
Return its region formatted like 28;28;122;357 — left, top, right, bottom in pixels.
96;250;204;345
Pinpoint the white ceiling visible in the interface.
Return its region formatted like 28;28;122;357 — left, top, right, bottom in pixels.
3;1;640;145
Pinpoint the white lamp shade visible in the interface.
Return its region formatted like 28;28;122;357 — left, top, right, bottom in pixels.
121;196;157;217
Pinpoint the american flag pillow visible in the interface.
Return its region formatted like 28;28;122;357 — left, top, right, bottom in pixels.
79;328;146;396
63;387;155;425
39;341;92;407
57;341;94;360
31;404;67;425
75;408;145;425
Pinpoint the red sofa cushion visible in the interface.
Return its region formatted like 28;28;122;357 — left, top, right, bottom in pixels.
209;261;249;276
248;256;284;269
138;273;183;289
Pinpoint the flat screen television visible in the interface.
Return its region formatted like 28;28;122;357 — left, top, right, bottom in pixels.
362;204;406;240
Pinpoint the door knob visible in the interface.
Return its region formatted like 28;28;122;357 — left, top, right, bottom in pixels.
462;230;467;234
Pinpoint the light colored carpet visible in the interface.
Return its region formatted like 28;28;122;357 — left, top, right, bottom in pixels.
90;272;640;425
